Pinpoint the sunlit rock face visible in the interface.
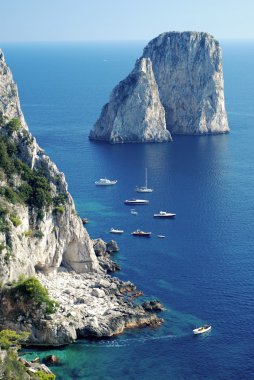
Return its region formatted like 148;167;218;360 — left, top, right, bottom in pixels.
90;57;172;143
90;31;228;141
142;31;229;134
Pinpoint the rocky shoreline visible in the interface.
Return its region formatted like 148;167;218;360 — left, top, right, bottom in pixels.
0;239;163;346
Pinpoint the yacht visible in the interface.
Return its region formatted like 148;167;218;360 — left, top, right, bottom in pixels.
153;211;176;218
135;168;153;193
124;199;149;205
131;230;151;237
193;325;211;335
95;178;117;186
110;228;124;234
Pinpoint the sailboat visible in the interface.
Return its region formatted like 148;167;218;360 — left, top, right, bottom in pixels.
135;168;153;193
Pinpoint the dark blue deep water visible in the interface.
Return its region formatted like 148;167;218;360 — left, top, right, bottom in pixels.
2;41;254;379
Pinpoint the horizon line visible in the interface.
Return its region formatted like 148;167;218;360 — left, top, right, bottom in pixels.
1;37;254;44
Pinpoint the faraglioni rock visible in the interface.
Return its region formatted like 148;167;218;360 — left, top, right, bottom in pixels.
90;31;229;142
89;57;172;143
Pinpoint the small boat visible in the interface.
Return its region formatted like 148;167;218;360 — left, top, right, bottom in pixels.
153;211;176;218
193;325;211;335
110;228;124;234
124;199;149;205
135;168;153;193
157;235;166;238
131;209;138;215
81;217;89;224
95;178;117;186
131;230;151;237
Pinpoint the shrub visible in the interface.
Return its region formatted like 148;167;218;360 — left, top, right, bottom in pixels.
53;205;65;214
0;329;29;350
6;118;21;133
0;217;10;233
10;214;21;227
23;230;33;237
14;276;59;314
33;230;44;239
33;371;56;380
17;183;33;203
53;193;67;206
0;186;21;204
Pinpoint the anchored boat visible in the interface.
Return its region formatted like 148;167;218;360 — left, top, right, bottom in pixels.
135;168;153;193
110;228;124;234
153;211;176;218
125;199;149;205
131;230;151;237
193;325;211;335
95;178;117;186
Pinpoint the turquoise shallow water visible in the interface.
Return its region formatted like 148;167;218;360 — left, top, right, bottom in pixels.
2;41;254;379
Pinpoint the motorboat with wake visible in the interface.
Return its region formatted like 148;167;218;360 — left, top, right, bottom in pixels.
193;325;211;335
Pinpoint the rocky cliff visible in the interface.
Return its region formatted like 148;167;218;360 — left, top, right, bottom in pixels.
0;48;99;283
0;49;162;345
90;57;171;143
90;31;229;142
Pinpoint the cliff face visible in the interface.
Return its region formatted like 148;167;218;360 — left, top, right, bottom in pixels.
143;32;229;134
90;57;172;143
0;48;99;284
90;31;229;141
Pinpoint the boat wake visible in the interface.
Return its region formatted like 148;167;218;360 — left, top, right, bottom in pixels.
79;333;187;348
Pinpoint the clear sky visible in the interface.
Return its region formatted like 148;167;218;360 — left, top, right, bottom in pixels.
0;0;253;42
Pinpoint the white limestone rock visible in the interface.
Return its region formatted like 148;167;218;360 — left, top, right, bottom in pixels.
89;57;172;143
0;48;99;283
90;31;228;140
142;31;229;134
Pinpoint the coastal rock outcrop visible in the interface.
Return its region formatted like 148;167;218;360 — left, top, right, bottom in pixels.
0;48;99;284
90;31;228;141
0;48;163;345
89;57;172;143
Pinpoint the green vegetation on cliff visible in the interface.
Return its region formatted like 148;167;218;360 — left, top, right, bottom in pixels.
0;329;55;380
10;276;59;314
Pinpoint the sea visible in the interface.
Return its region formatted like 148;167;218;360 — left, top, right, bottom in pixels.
1;40;254;380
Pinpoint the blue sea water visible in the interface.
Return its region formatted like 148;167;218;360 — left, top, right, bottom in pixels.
1;40;254;379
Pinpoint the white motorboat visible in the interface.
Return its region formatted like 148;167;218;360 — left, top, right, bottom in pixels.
193;325;211;335
110;228;124;234
125;199;149;205
131;209;138;215
153;211;176;218
157;235;166;238
135;168;153;193
131;230;151;237
95;178;117;186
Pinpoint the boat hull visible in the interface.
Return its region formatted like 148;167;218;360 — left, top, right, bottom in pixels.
135;188;153;193
153;214;176;218
131;232;151;237
193;325;211;335
125;200;149;205
95;181;117;186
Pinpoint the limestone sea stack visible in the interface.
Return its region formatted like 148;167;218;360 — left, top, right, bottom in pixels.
89;57;172;143
90;31;229;142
